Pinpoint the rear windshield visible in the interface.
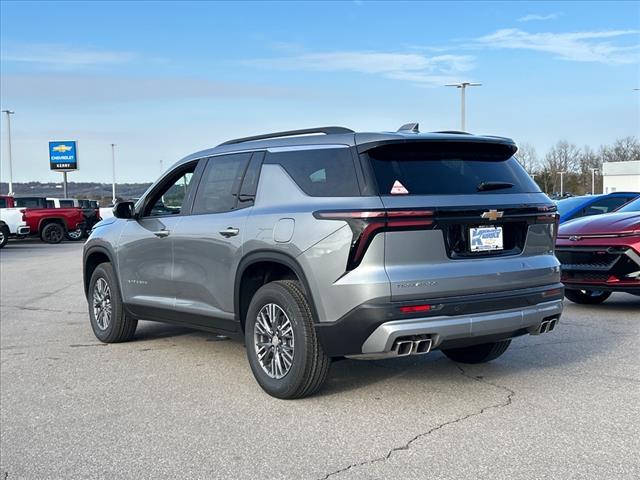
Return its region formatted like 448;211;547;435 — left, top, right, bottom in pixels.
364;143;540;195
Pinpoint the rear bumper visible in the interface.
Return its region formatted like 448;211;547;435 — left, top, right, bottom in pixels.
355;299;562;358
315;283;564;357
16;226;30;235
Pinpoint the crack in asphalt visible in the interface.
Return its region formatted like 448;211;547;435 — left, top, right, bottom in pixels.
317;365;515;480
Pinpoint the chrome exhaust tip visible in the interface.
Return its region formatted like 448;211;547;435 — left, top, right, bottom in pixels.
532;320;549;335
548;319;557;331
413;339;432;354
395;340;414;356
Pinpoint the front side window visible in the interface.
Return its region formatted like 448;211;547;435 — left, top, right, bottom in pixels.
0;198;6;208
59;200;75;208
144;164;197;217
192;153;252;214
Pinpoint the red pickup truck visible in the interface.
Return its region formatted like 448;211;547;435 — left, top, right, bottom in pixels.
13;197;86;244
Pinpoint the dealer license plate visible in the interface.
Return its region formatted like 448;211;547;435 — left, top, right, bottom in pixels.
469;226;504;252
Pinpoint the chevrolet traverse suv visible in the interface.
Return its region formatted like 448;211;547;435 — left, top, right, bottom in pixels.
83;125;563;398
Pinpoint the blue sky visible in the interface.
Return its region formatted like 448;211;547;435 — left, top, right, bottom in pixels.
1;0;639;183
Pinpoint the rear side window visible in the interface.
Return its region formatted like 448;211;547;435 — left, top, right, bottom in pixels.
59;200;75;207
192;153;252;214
364;143;540;195
0;198;6;208
266;147;360;197
15;198;46;208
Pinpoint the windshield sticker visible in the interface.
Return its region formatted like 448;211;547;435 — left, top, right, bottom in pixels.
390;180;409;195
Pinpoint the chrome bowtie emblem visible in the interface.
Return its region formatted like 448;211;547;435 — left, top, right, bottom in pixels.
481;209;504;221
569;235;582;241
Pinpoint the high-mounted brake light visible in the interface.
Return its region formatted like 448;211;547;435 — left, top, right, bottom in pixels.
314;209;434;270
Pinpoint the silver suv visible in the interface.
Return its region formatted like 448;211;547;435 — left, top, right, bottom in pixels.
83;125;563;398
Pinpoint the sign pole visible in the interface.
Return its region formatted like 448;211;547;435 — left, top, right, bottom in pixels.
63;172;68;198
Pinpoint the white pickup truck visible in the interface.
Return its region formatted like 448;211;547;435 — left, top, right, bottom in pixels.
0;195;30;248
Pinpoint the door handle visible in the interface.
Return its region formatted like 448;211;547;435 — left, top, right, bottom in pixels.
219;227;240;238
153;229;170;238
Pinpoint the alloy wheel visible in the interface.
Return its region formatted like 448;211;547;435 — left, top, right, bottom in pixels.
92;278;112;330
254;303;295;379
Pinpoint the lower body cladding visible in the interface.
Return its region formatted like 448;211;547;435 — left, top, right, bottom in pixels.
313;284;564;360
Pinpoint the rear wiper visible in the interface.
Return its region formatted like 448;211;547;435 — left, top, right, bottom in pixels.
477;181;515;192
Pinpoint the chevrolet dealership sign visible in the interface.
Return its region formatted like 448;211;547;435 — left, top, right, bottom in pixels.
49;141;78;171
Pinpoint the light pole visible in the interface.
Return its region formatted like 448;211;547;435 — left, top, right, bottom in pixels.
589;168;598;194
2;110;15;195
111;143;117;205
445;82;482;131
558;171;566;197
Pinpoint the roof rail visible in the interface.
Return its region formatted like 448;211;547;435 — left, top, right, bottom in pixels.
218;126;354;146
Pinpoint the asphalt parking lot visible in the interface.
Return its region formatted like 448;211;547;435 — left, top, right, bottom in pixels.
1;240;639;480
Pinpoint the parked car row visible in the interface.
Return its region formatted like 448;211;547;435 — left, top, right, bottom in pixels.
0;195;101;248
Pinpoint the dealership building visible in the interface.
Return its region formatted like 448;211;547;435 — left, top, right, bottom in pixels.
602;161;640;193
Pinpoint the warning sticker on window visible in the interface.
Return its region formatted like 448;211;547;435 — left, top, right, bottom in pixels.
390;180;409;195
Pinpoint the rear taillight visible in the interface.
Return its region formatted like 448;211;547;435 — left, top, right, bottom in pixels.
314;209;434;270
20;209;26;221
537;206;559;242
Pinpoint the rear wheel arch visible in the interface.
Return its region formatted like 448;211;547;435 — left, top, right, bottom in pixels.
235;251;316;332
38;217;67;233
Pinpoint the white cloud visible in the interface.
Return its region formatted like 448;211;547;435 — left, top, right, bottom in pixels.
518;13;561;22
244;50;474;86
476;28;640;64
1;43;136;69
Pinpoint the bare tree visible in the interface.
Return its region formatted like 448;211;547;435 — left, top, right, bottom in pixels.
577;146;601;194
515;142;539;173
541;140;581;194
600;137;640;163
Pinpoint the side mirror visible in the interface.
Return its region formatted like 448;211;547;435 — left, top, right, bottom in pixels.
113;201;135;219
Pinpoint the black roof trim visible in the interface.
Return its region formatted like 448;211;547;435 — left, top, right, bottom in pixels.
218;126;355;147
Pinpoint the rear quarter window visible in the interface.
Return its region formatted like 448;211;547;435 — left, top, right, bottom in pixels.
266;147;360;197
363;142;540;195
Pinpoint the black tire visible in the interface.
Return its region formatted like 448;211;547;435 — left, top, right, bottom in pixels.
245;280;330;399
564;289;612;304
442;339;511;364
0;224;9;249
65;227;85;241
88;263;137;343
40;222;65;244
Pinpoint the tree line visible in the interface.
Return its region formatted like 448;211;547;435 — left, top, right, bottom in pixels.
516;136;639;196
